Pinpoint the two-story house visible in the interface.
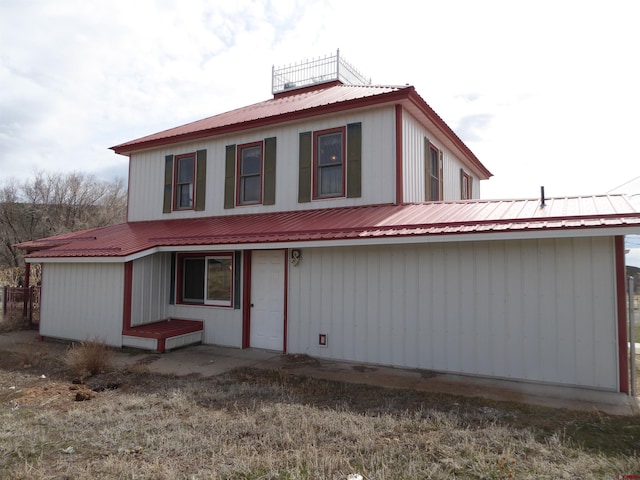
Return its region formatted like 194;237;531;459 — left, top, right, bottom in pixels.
19;52;640;393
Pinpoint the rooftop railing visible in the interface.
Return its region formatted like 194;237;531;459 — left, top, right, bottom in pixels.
272;49;371;94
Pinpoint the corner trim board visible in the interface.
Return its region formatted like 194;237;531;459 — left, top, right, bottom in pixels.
242;251;252;349
122;261;133;332
615;236;629;393
395;104;403;204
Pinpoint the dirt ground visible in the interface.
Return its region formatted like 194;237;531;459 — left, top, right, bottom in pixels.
1;338;639;453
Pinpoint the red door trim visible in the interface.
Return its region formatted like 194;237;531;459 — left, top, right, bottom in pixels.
242;249;287;352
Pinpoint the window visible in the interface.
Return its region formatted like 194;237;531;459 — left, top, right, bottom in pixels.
428;144;440;201
298;123;361;203
163;150;206;214
205;256;233;305
178;253;234;307
175;153;195;209
461;170;472;200
237;142;263;205
225;138;276;209
313;127;345;198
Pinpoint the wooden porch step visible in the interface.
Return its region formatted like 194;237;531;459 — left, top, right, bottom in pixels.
122;318;203;353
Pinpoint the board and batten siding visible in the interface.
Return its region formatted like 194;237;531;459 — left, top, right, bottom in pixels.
127;108;396;222
40;263;124;347
287;236;619;390
131;253;172;326
401;110;479;202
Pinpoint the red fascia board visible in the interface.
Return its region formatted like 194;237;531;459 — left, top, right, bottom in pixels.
111;87;414;155
20;199;639;259
21;219;638;259
406;89;493;179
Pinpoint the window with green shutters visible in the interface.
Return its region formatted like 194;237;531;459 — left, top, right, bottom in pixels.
163;150;207;213
224;138;277;209
298;122;361;202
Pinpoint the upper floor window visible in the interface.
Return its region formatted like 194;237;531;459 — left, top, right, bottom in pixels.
314;127;345;198
175;153;195;210
427;144;440;201
237;142;263;205
461;170;472;200
298;123;361;203
163;150;206;214
224;138;276;209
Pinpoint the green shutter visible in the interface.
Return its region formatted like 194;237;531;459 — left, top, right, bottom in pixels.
163;155;174;213
346;122;362;198
424;137;430;201
298;132;312;203
224;145;236;209
263;137;276;205
195;149;207;211
460;168;465;200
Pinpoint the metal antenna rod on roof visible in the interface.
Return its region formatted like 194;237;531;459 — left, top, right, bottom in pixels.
540;186;546;208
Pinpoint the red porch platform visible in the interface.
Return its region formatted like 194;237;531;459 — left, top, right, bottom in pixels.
122;318;203;353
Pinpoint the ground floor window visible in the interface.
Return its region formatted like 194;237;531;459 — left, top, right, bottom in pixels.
178;253;234;307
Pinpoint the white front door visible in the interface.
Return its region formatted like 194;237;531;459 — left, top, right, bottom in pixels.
250;250;285;351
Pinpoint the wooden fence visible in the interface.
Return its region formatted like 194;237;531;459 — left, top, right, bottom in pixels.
1;286;41;325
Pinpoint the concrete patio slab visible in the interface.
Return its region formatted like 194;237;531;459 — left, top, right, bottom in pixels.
1;329;638;416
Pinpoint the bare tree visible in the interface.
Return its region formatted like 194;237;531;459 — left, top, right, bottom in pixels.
0;172;127;275
0;180;24;268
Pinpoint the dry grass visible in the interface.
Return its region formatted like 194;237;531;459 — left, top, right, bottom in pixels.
0;313;31;333
63;339;113;379
1;359;639;479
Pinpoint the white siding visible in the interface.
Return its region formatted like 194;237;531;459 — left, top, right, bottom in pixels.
40;263;124;347
166;304;243;348
287;237;619;390
128;108;397;222
402;111;480;202
131;253;172;326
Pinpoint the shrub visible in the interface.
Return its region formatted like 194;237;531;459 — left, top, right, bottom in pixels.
64;339;113;378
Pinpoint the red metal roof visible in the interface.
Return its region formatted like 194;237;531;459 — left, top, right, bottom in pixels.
110;83;492;179
111;84;406;154
18;196;640;260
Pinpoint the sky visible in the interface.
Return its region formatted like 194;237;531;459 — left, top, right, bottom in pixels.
1;0;639;264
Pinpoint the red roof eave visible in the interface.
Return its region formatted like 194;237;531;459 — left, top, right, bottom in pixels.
111;87;414;156
17;197;640;260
